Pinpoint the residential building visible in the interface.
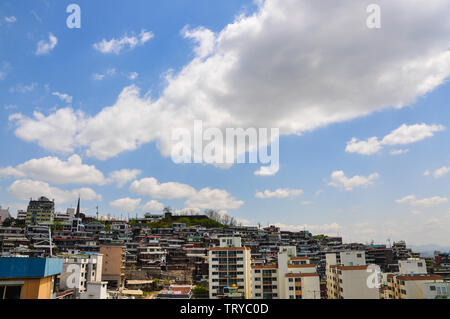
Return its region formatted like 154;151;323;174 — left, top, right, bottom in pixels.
100;245;125;289
326;251;379;299
251;246;320;299
0;207;11;225
25;197;55;225
385;258;444;299
209;236;252;299
0;257;63;299
58;252;103;296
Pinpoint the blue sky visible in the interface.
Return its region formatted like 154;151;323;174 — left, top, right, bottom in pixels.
1;0;449;246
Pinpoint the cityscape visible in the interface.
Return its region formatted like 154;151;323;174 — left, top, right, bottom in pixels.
1;0;450;304
0;196;448;299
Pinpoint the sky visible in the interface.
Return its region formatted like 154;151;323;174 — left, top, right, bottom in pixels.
0;0;449;246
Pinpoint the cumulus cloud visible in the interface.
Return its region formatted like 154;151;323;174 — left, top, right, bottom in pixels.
142;200;164;212
52;92;73;104
4;16;17;23
9;83;37;94
427;166;450;179
183;26;216;59
8;155;106;185
381;123;445;145
9;1;450;166
108;169;142;188
93;29;153;54
36;33;58;55
255;188;303;199
8;179;101;204
346;123;444;155
329;170;379;191
9;108;84;153
109;197;141;212
396;195;449;207
390;149;409;156
185;188;244;210
128;72;139;80
130;177;196;199
130;177;243;210
346;137;381;156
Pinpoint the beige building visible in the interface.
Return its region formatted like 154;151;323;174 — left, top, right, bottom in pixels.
251;246;320;299
385;258;444;299
208;237;252;299
326;251;379;299
100;245;125;289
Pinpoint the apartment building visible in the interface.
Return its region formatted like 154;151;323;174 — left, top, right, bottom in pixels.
0;257;63;299
208;236;252;299
385;258;444;299
59;252;104;295
100;245;125;289
251;246;320;299
326;251;379;299
25;197;55;225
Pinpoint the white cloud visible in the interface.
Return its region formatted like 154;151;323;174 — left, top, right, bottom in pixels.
255;188;303;199
432;166;450;179
346;123;444;155
93;68;116;81
130;177;196;199
329;170;379;191
396;194;449;207
9;1;450;163
390;149;409;156
12;155;106;185
381;123;445;145
9;108;85;153
130;177;243;210
0;167;26;179
9;83;37;94
5;16;17;23
36;33;58;55
142;200;164;212
109;197;141;212
93;29;153;54
128;72;139;80
8;179;101;204
345;137;381;155
52;92;73;104
108;169;142;188
183;26;216;59
185;188;244;210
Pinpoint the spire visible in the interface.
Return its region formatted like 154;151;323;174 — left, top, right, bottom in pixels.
75;196;81;218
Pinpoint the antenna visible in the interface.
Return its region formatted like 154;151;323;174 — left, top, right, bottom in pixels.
96;205;99;220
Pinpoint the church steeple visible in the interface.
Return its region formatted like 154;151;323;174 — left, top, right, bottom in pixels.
75;196;81;218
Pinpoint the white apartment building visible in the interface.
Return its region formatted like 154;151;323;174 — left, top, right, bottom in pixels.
79;281;108;299
251;246;320;299
326;251;380;299
209;237;252;299
385;258;444;299
59;252;104;295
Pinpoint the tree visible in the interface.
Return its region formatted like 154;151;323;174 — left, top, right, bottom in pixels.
2;217;14;227
192;286;209;299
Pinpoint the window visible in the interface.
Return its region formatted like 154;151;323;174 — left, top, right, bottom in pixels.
357;254;362;258
418;262;423;267
0;285;22;299
430;286;436;291
288;278;293;282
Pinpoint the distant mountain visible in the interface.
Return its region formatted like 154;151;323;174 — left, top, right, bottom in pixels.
409;244;450;257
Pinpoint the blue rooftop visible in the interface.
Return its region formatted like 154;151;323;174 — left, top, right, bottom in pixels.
0;257;63;278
